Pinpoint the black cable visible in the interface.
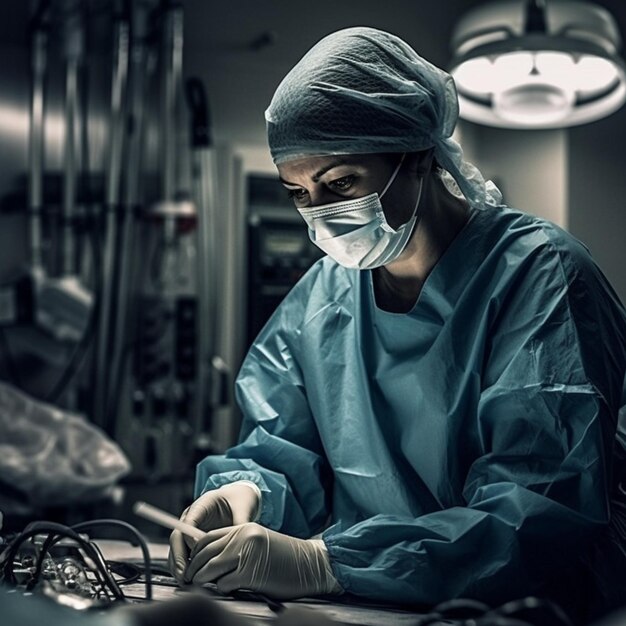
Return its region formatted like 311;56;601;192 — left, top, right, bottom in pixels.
107;560;142;585
230;589;285;614
30;527;124;600
406;596;574;626
84;537;127;600
71;519;152;600
484;597;574;626
0;521;123;602
1;521;71;584
0;520;150;605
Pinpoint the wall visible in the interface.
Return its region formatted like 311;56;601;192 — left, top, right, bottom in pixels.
568;106;626;303
462;123;569;227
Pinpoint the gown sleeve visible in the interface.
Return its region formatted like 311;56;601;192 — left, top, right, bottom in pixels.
322;233;626;607
194;281;332;539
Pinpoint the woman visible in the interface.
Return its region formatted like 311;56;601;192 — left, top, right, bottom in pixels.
169;27;626;621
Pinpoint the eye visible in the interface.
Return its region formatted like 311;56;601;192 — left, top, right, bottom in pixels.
329;175;355;192
285;187;309;202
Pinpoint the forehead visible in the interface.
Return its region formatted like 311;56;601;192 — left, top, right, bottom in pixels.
277;153;393;182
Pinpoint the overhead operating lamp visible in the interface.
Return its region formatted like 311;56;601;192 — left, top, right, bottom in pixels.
448;0;626;128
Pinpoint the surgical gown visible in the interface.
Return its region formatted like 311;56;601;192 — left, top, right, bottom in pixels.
196;205;626;618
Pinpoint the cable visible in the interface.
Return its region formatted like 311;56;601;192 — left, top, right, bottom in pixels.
0;521;123;602
71;519;152;600
107;560;142;585
484;597;574;626
30;527;124;600
1;518;152;604
230;589;285;614
405;597;575;626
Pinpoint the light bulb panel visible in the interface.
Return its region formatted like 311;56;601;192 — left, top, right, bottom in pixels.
449;1;626;128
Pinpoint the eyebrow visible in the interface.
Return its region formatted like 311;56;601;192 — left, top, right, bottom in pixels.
279;158;352;186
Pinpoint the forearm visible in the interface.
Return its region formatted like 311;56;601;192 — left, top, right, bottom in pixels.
323;484;605;606
195;436;330;537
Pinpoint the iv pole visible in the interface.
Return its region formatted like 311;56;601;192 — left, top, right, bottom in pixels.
28;2;49;278
92;1;129;429
105;1;150;433
185;77;222;441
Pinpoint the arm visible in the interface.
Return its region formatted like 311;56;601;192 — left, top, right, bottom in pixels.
195;287;332;538
323;236;626;607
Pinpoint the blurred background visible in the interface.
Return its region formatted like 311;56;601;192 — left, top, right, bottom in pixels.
0;0;625;534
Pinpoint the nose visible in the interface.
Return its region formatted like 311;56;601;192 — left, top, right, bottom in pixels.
307;186;344;207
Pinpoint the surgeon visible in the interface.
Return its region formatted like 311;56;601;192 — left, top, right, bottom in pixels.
169;27;626;622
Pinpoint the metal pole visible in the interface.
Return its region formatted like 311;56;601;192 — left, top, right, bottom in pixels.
160;1;184;250
186;78;218;440
61;3;83;276
92;4;129;429
28;23;47;273
106;0;149;429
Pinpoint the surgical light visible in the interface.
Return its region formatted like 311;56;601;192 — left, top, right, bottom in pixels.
449;0;626;128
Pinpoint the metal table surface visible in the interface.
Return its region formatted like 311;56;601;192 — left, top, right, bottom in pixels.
99;539;423;625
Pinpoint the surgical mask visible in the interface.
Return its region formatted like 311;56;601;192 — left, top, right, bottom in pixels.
297;153;425;270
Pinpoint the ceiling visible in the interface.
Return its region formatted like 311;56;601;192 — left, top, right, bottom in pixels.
178;0;626;147
4;1;626;69
4;1;626;88
182;0;626;72
3;1;626;148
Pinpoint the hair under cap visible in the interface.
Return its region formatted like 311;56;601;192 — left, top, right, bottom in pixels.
265;27;501;207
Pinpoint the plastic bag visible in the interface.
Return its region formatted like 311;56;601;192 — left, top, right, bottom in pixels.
0;381;130;511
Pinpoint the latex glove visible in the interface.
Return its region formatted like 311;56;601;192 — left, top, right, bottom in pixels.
168;481;260;582
184;522;344;599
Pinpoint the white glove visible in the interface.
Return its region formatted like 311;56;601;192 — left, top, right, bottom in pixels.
168;481;260;582
184;522;344;599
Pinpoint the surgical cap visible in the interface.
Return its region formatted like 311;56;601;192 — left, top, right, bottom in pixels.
265;27;501;208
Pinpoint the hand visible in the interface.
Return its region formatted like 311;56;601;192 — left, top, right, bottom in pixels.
184;522;343;599
168;481;260;582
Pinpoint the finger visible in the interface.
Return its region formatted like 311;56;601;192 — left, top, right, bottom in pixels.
215;526;274;596
185;493;232;531
183;499;210;526
168;529;190;583
215;545;270;596
178;506;190;522
186;533;238;584
214;570;247;595
179;506;203;551
190;526;233;559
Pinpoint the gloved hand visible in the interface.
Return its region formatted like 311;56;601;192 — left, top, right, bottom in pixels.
168;481;260;582
184;522;344;599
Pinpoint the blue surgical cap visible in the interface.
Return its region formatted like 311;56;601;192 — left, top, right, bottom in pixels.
265;27;501;208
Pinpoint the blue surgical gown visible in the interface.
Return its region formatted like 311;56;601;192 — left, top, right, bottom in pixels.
196;205;626;617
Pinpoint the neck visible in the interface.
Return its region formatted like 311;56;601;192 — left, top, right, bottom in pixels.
373;175;470;312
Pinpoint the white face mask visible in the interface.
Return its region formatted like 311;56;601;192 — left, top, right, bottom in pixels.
297;154;425;270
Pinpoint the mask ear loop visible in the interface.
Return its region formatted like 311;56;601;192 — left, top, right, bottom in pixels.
409;151;435;220
386;151;433;233
379;153;406;199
